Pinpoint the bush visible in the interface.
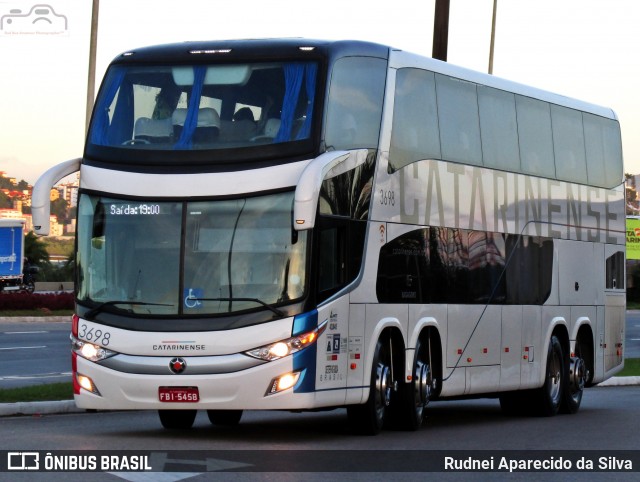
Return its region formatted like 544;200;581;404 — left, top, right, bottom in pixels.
0;292;74;311
39;261;75;282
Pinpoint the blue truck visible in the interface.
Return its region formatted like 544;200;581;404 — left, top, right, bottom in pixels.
0;218;26;292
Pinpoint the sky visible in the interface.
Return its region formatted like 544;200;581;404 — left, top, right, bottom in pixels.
1;0;640;184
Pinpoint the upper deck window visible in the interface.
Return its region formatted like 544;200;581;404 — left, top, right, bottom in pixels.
324;56;386;151
88;61;318;155
388;67;623;189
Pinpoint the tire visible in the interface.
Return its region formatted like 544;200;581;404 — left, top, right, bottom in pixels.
25;281;35;294
499;391;526;416
158;409;197;429
394;337;432;430
207;410;243;426
561;340;587;414
499;387;544;416
535;335;565;417
347;339;392;435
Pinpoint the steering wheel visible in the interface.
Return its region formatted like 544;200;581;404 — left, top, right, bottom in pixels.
250;135;275;142
122;138;151;146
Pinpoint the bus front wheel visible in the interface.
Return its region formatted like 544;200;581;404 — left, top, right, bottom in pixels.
347;339;391;435
158;409;197;429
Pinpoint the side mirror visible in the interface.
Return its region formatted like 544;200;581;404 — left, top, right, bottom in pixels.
293;149;368;230
32;158;81;235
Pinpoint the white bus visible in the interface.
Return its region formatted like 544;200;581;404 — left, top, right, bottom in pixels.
33;39;626;434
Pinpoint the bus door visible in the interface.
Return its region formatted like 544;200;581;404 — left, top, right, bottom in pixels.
603;247;625;374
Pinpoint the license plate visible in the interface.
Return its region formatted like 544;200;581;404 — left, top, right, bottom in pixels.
158;386;199;403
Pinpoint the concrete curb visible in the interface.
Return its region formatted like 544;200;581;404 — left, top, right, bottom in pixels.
596;376;640;387
0;316;70;323
1;377;639;417
0;400;83;417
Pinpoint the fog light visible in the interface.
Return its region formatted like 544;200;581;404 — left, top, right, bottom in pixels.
76;373;101;395
266;371;301;396
278;373;297;390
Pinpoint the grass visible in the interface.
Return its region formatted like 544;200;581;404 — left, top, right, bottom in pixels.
618;358;640;377
0;382;73;403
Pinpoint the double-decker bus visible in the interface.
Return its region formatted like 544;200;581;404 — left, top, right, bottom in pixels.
33;39;625;434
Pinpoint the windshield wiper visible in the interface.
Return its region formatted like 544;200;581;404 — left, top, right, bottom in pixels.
193;297;285;317
83;300;173;320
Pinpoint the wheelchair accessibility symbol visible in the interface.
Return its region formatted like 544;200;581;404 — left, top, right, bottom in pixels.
184;288;203;309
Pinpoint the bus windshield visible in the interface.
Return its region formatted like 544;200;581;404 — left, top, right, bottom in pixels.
76;191;308;317
88;61;318;152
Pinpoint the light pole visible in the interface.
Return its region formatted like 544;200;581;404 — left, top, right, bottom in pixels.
488;0;498;74
85;0;99;134
432;0;450;62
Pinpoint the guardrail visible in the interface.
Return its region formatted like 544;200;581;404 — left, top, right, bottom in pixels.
34;282;74;292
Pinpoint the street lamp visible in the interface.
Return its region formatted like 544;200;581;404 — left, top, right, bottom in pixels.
85;0;99;134
488;0;498;74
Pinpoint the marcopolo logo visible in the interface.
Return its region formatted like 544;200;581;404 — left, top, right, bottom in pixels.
0;3;68;36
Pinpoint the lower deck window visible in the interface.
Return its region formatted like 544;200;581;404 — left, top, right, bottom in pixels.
376;227;552;305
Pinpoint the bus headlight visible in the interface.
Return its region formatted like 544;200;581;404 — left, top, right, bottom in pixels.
71;335;117;362
245;320;327;361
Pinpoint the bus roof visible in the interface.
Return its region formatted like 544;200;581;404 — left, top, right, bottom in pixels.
109;38;390;65
108;37;616;121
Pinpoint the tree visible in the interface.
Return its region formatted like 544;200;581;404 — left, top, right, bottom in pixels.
626;173;639;215
40;255;75;282
50;198;69;225
0;191;11;209
24;231;50;267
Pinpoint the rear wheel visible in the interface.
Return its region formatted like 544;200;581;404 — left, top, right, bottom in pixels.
158;409;197;429
561;339;587;414
347;339;391;435
395;337;432;430
536;335;564;416
207;410;243;426
499;391;527;416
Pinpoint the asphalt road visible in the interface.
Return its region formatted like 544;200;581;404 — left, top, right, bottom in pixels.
626;310;640;358
0;319;71;389
1;312;640;389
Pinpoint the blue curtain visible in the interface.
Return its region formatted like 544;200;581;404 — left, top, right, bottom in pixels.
89;68;126;146
296;63;317;140
274;63;304;143
174;66;207;149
